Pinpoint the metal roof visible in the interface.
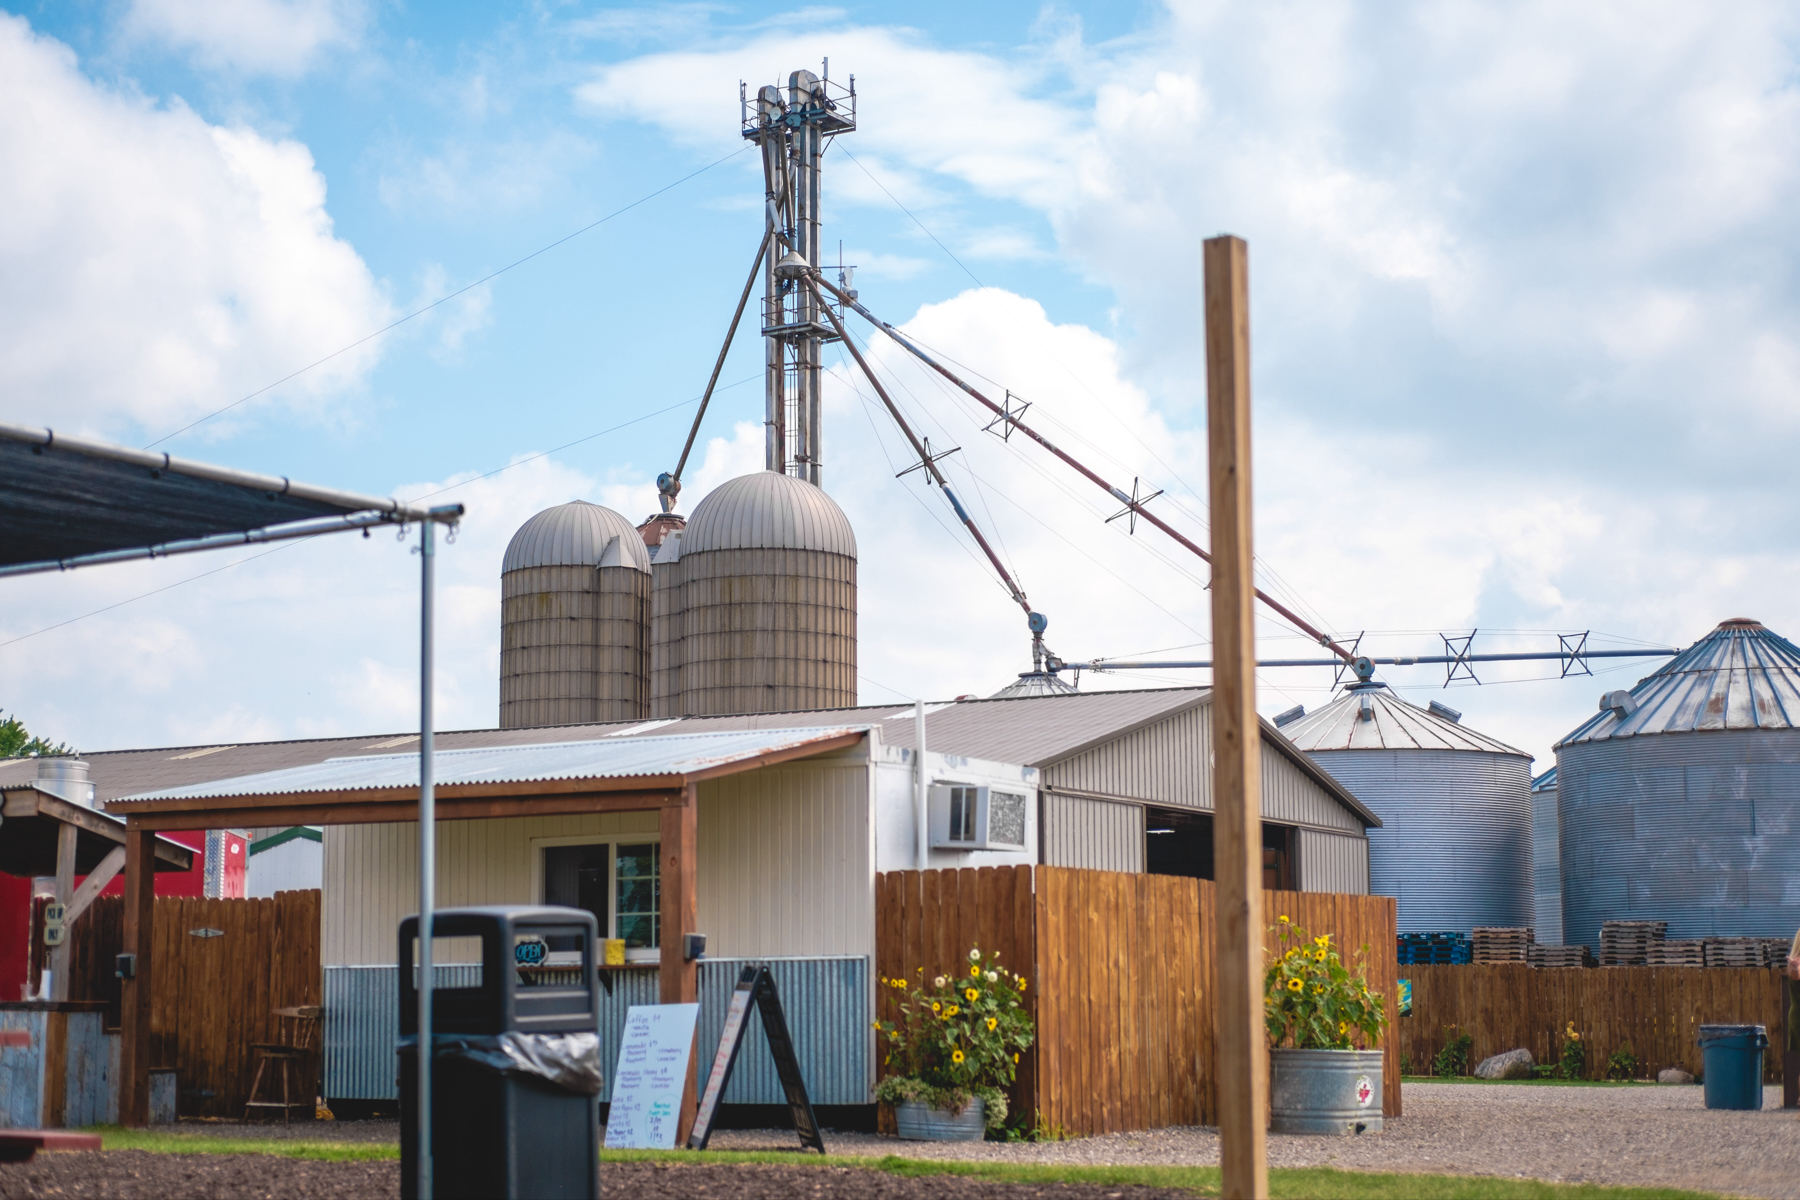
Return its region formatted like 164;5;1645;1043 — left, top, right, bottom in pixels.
1280;684;1530;757
501;500;651;574
1531;766;1557;792
0;420;434;571
111;726;867;804
989;671;1079;699
680;471;857;557
1556;618;1800;747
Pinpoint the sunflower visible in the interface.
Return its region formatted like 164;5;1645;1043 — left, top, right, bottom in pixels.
1286;977;1303;994
946;1005;960;1017
965;988;979;1003
986;1017;998;1031
1314;935;1329;948
1017;977;1028;991
1314;949;1327;963
1278;915;1290;924
931;1002;941;1013
971;965;981;978
952;1050;965;1064
1338;1021;1349;1035
1312;984;1325;995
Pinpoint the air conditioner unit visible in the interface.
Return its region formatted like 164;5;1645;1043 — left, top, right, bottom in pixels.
929;784;1029;851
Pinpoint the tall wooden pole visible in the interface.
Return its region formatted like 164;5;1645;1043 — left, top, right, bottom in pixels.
659;783;700;1145
1206;234;1268;1200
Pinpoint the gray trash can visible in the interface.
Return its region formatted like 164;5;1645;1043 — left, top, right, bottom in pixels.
399;906;602;1200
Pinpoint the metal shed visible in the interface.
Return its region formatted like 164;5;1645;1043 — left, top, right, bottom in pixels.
1280;683;1534;934
1554;617;1800;945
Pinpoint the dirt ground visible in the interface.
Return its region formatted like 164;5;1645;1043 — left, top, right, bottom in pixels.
0;1150;397;1199
600;1161;1199;1198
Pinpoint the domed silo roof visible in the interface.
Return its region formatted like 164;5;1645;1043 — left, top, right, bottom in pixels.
681;471;856;557
502;500;651;574
1553;618;1800;945
990;671;1078;699
1283;683;1534;936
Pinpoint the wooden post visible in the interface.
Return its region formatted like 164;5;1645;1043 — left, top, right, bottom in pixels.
1205;234;1268;1200
48;822;77;1001
659;784;700;1144
120;825;156;1128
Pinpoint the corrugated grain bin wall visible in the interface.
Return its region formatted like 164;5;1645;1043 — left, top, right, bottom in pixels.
659;471;857;717
499;501;652;729
649;535;685;718
1554;618;1800;946
1284;684;1534;935
1530;769;1563;945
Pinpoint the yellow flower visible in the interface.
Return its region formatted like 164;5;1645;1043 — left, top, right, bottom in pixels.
1312;984;1324;995
952;1050;965;1064
971;965;981;978
965;988;979;1003
1339;1021;1348;1035
1314;935;1329;948
1285;947;1298;960
1314;949;1327;963
946;1005;960;1017
986;1017;998;1031
1278;915;1290;923
1287;977;1303;994
871;1020;881;1030
1017;977;1028;991
931;1002;941;1013
1013;1053;1020;1064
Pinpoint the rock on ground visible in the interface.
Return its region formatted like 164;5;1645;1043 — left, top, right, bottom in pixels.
1474;1048;1534;1079
1658;1067;1695;1084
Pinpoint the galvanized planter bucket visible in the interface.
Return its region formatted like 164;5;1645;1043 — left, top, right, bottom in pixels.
895;1097;985;1141
1269;1048;1383;1135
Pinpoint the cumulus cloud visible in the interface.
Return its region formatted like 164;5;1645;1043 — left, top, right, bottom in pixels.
0;15;390;440
120;0;364;76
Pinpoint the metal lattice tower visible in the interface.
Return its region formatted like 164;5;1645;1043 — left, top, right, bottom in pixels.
743;66;856;485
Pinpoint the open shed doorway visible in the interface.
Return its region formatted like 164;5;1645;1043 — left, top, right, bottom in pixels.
1145;807;1295;890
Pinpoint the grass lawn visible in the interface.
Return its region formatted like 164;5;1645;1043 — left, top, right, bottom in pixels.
87;1129;1722;1199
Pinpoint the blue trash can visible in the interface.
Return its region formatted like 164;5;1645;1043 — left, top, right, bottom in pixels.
1697;1024;1767;1111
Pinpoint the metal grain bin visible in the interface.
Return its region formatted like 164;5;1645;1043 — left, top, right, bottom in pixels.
1531;767;1563;946
500;501;652;729
1283;683;1534;935
1554;618;1800;946
651;471;857;717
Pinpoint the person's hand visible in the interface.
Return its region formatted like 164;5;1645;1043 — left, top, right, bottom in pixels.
1788;954;1800;982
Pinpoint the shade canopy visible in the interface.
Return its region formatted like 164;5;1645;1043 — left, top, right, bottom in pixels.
0;421;438;571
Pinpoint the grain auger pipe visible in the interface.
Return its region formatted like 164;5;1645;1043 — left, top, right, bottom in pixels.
656;238;769;514
799;270;1062;666
809;271;1354;666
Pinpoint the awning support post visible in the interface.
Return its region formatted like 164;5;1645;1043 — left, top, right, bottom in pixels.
120;826;155;1127
417;515;438;1200
659;783;699;1144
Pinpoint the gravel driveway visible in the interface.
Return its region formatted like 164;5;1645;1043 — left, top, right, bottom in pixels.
708;1083;1796;1199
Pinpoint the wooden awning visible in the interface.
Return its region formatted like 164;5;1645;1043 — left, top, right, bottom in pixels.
0;787;193;877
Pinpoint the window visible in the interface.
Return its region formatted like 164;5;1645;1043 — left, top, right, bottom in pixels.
947;786;977;843
541;840;660;953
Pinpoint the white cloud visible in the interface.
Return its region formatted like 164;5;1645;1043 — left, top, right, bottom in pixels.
121;0;364;76
0;15;390;440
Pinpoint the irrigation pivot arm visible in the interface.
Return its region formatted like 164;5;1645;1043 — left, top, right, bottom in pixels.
810;273;1354;665
659;238;769;513
802;274;1035;623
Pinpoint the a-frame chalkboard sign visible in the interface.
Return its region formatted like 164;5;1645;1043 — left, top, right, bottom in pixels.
686;963;825;1153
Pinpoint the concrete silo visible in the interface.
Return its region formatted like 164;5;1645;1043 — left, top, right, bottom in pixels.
499;500;652;729
1555;618;1800;945
1280;682;1534;934
651;471;857;717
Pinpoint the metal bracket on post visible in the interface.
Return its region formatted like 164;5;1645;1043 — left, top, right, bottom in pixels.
1559;632;1593;678
1332;633;1366;688
1443;631;1480;686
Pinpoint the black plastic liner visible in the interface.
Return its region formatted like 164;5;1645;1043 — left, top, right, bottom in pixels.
398;1031;603;1095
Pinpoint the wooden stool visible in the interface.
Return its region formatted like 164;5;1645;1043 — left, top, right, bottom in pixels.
244;1005;321;1123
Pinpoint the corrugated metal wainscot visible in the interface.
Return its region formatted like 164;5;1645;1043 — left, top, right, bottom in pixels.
325;957;870;1106
0;1006;117;1128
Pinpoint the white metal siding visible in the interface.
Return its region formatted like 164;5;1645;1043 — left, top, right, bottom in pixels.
1041;793;1143;872
696;762;872;958
1296;828;1369;894
322;811;659;965
246;837;321;898
1044;705;1362;834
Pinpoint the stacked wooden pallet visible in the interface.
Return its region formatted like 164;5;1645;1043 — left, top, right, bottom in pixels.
1472;927;1535;964
1763;938;1794;967
1644;939;1705;967
1397;932;1471;965
1703;937;1772;968
1527;943;1593;968
1599;920;1668;965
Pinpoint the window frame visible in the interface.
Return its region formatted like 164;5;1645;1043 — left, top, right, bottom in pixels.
531;835;663;963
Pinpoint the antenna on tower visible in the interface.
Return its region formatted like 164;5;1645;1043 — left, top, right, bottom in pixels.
742;63;856;486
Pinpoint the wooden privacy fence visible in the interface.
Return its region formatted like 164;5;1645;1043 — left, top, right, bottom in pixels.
68;891;321;1117
1401;963;1786;1082
875;866;1400;1137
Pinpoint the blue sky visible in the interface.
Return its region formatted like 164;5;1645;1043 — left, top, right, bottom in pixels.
4;1;1800;768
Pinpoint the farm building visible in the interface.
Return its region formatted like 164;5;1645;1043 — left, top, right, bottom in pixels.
1554;617;1800;945
1276;680;1534;935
